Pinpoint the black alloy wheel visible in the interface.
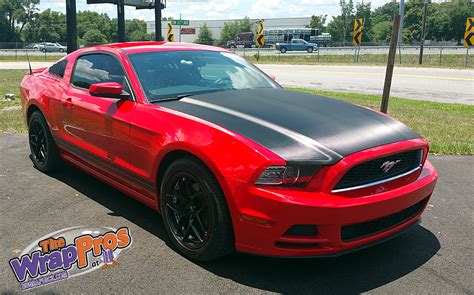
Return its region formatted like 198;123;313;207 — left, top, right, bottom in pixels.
29;118;48;166
28;111;61;172
160;158;234;261
163;172;213;250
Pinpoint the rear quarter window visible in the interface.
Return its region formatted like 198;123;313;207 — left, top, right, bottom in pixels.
48;59;68;79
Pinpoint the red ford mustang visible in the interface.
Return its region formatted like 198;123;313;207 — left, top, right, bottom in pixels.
20;42;438;261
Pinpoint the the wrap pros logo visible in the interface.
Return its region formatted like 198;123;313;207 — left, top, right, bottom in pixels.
9;226;132;290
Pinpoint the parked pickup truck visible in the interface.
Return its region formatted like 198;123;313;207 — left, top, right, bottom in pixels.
275;39;317;53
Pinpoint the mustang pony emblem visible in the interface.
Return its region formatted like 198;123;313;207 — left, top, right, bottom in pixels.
380;160;401;173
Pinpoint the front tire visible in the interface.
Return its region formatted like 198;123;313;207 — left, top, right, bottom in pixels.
160;157;234;261
28;111;61;173
280;47;287;53
307;47;314;53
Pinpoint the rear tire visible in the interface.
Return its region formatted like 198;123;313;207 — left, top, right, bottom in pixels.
28;111;61;173
160;157;234;261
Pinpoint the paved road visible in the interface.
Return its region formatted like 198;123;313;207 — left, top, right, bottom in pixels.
258;64;474;105
1;133;473;294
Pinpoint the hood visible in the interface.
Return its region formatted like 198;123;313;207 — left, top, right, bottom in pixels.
159;88;420;165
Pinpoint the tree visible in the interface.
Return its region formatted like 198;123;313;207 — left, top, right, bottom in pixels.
77;11;114;43
83;29;107;44
308;14;327;31
339;0;355;45
355;2;371;43
371;20;392;43
196;24;213;45
22;9;66;43
126;19;150;41
219;17;252;45
327;16;345;43
0;0;39;42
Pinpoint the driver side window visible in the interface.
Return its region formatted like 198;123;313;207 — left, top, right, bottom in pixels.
72;53;130;93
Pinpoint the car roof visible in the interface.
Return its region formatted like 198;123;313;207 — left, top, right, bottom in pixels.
92;42;230;55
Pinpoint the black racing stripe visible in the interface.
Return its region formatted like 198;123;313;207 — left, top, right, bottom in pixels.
158;88;420;161
54;136;156;193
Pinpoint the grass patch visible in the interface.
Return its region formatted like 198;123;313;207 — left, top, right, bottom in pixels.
0;69;472;155
289;88;474;155
0;70;25;107
246;53;473;69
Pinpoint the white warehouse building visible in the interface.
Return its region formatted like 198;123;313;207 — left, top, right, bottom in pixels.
146;17;311;43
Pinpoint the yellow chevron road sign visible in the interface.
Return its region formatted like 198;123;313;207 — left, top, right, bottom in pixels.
464;17;474;47
353;18;363;46
167;23;174;42
256;21;265;47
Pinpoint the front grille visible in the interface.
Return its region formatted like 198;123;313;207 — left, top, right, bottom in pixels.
333;149;423;192
341;198;426;242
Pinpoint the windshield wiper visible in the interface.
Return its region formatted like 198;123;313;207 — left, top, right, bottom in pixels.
150;88;235;103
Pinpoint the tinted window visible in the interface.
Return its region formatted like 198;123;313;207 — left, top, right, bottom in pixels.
129;50;279;102
72;54;127;90
49;59;67;78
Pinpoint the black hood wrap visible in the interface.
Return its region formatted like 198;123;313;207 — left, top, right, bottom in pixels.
159;89;420;164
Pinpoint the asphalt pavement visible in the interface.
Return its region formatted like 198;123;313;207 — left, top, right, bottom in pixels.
258;64;474;105
1;133;473;294
2;62;473;105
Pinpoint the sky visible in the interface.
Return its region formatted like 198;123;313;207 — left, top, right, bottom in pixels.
36;0;395;22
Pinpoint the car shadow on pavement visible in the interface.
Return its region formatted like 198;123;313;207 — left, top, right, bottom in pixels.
50;164;441;295
199;225;440;293
49;164;171;245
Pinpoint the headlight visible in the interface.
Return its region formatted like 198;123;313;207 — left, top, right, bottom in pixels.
255;165;320;186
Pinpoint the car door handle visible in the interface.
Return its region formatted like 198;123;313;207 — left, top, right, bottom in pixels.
64;97;74;109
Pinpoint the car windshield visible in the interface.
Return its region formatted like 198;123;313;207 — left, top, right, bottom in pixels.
128;50;280;102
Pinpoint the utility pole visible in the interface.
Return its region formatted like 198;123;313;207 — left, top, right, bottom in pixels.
419;0;428;65
154;0;163;41
66;0;78;53
381;13;401;114
117;0;126;42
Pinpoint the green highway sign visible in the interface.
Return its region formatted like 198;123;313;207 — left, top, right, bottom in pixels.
172;20;189;26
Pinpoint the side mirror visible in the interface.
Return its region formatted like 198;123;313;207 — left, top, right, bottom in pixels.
89;82;130;99
268;74;276;81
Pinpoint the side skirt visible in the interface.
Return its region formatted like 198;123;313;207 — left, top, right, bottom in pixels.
60;153;159;211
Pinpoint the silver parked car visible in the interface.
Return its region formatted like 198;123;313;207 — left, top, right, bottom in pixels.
37;42;66;53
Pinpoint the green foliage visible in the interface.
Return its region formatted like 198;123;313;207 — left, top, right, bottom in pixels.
196;24;213;45
0;0;39;42
371;20;393;43
82;29;107;44
327;0;474;44
22;9;66;43
308;14;327;31
219;17;252;45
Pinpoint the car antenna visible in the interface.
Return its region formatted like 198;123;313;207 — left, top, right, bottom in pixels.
26;51;33;75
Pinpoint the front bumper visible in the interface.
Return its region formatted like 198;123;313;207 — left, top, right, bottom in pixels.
228;158;438;257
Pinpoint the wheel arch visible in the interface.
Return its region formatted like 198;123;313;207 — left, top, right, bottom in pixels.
26;104;42;126
154;145;238;219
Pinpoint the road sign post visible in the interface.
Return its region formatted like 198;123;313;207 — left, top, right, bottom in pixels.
167;22;174;42
255;20;264;62
381;13;401;114
463;17;474;67
353;18;363;63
